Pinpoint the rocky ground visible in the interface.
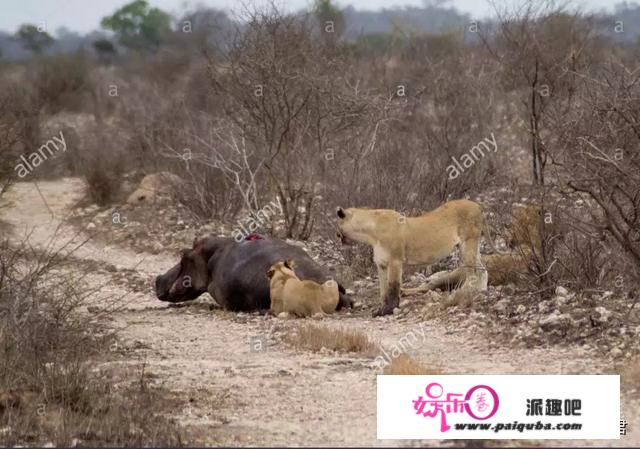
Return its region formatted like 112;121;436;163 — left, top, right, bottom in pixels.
1;177;639;447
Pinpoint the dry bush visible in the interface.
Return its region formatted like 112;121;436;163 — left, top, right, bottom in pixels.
480;3;603;185
557;61;640;280
363;39;500;210
76;125;126;206
382;354;441;375
0;80;39;197
207;8;388;238
0;237;183;446
284;323;379;355
29;51;93;115
555;230;619;290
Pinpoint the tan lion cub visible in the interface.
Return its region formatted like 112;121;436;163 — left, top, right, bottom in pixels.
267;260;339;318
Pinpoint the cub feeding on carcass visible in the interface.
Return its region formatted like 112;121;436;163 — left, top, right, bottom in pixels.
267;259;339;318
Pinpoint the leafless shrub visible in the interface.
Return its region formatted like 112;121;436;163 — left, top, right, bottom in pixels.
480;2;603;185
0;80;39;200
208;7;389;238
76;125;126;206
0;236;183;446
363;35;500;210
557;62;640;279
29;51;93;115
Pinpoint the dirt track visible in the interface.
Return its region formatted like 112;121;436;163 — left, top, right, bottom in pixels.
1;177;638;447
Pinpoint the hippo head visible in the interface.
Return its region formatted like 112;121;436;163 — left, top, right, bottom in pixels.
155;238;214;302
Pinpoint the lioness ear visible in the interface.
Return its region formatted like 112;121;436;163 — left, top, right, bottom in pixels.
284;259;295;269
266;268;275;279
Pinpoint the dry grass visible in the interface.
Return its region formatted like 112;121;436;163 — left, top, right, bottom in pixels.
382;354;442;375
284;323;379;355
0;236;185;446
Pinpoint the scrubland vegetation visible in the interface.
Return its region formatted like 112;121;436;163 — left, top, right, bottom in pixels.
1;0;639;445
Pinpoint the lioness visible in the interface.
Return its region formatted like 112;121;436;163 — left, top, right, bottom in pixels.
267;259;339;317
336;199;500;316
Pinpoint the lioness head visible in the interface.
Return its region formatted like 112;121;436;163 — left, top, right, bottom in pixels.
266;259;297;280
336;207;379;245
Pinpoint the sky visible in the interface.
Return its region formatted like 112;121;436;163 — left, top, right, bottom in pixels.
0;0;620;34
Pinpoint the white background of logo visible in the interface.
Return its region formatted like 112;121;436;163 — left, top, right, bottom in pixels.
377;375;619;440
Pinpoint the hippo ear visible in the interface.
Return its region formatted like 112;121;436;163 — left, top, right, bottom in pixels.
337;207;346;219
266;268;275;279
284;259;295;269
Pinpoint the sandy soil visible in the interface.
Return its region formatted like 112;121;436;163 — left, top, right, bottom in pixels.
1;177;638;447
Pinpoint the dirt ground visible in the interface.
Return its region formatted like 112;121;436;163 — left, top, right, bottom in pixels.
1;177;638;447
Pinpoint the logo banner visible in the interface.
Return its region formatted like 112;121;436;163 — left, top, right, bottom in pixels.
377;375;619;439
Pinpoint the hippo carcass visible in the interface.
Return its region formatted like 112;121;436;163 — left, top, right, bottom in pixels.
155;234;352;312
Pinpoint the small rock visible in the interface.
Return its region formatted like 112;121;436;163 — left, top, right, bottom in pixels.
86;222;96;230
494;299;509;313
555;286;569;297
593;306;611;323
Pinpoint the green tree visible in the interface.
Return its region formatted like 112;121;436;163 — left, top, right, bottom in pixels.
15;24;54;54
100;0;171;52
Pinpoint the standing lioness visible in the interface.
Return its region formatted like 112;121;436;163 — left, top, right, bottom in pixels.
336;199;498;316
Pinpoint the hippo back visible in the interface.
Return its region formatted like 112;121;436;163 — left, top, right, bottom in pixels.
208;237;337;311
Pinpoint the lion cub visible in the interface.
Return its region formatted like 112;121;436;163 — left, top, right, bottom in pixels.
267;259;339;318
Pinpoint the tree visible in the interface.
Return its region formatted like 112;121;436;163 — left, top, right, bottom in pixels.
313;0;345;44
93;38;117;63
15;24;54;54
479;2;599;185
100;0;171;52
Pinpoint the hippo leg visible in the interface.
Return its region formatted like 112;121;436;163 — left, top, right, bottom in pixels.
207;282;229;309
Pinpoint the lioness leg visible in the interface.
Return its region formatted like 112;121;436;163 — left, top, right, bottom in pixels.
459;237;487;291
377;264;388;299
373;261;402;316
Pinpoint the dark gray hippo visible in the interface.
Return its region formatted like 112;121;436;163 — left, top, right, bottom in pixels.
155;234;353;312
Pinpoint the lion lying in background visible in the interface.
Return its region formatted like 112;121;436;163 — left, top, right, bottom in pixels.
413;204;545;290
267;260;339;317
